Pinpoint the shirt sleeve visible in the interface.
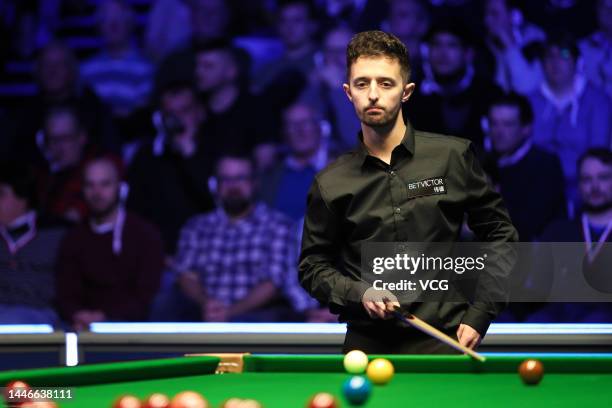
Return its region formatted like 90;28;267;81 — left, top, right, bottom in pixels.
278;220;319;312
461;143;519;336
298;178;370;311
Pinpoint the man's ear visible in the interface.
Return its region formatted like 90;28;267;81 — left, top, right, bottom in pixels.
343;83;353;102
401;82;416;103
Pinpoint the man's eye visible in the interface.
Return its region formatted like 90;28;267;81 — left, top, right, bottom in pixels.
381;82;393;88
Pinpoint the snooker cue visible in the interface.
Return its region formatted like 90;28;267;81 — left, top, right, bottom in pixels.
390;308;486;362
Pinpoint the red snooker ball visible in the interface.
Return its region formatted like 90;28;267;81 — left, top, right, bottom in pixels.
518;359;544;385
307;392;338;408
169;391;209;408
143;393;170;408
4;380;30;402
113;394;143;408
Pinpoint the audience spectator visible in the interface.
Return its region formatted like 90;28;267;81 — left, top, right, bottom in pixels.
319;0;389;32
127;81;214;254
483;92;566;242
36;106;93;223
528;35;612;206
300;25;360;150
81;0;153;118
255;0;318;92
57;157;164;330
404;20;502;147
542;148;612;242
529;148;612;322
579;0;612;99
384;0;431;84
8;41;118;165
260;103;329;221
195;40;276;169
482;0;545;94
174;153;322;321
0;162;66;325
145;0;191;62
154;0;233;89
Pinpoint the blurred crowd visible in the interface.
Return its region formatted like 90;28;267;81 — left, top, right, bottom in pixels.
0;0;611;328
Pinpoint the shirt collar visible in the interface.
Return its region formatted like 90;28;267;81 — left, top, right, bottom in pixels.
497;139;533;168
356;122;415;166
7;211;36;230
216;202;266;224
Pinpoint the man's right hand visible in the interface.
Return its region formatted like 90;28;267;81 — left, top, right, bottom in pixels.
361;287;400;320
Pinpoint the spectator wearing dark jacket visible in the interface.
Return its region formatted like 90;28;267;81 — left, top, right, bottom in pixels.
483;92;567;242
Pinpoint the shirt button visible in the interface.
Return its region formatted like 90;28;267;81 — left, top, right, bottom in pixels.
389;170;396;177
394;207;401;214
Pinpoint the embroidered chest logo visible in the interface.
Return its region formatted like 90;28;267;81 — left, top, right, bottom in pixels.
406;177;447;199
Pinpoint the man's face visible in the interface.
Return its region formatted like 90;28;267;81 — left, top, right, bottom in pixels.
579;158;612;212
343;56;413;127
37;46;75;95
278;3;314;49
389;0;428;40
284;105;321;158
195;51;236;93
44;113;86;170
484;0;512;35
428;32;469;77
323;29;352;68
488;105;530;155
217;158;255;215
161;89;204;136
0;184;28;226
543;46;576;88
83;161;120;217
99;1;132;48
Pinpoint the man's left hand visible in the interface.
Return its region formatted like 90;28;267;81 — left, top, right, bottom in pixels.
457;323;482;349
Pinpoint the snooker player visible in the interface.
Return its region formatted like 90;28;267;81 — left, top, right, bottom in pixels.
298;31;518;354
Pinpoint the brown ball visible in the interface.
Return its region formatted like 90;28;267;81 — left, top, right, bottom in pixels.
518;359;544;385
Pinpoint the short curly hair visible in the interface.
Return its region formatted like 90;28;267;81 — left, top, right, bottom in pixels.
346;30;411;82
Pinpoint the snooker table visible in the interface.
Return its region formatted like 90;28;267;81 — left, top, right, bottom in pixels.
1;354;611;407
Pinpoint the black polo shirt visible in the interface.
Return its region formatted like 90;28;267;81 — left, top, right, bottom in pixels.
298;123;518;336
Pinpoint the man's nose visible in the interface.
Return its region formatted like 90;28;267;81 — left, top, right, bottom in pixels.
368;82;379;101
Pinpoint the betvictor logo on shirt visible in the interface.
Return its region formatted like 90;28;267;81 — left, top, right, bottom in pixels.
406;177;447;198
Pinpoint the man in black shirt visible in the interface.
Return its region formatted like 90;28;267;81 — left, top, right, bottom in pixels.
299;31;518;353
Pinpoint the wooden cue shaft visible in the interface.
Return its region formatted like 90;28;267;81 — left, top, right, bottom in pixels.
392;310;486;362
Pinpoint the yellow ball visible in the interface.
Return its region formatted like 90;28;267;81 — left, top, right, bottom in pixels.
343;350;369;374
366;358;394;385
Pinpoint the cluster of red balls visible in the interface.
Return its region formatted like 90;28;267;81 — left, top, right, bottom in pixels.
113;391;208;408
113;391;265;408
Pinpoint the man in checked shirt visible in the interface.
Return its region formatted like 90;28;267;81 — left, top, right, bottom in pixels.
173;152;330;322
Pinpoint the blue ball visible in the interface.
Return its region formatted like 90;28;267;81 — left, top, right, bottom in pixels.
342;375;372;405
